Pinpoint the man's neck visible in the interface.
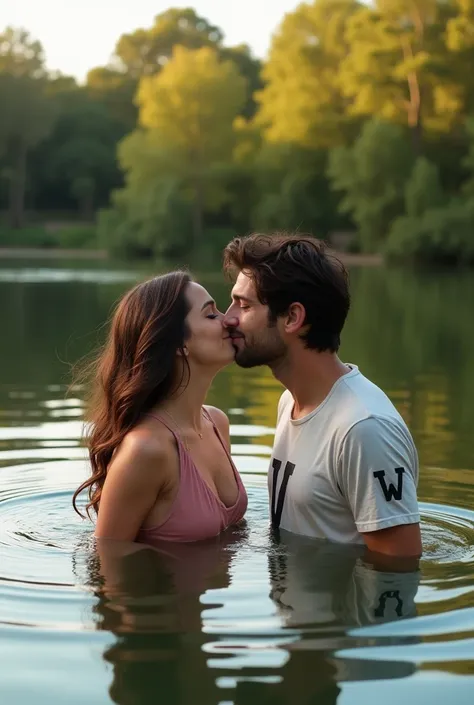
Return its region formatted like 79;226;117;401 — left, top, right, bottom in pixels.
270;349;351;420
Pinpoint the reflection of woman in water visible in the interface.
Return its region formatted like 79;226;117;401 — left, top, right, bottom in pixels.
73;272;247;542
87;530;244;705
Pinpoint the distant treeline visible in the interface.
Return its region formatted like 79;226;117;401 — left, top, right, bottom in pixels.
2;2;474;263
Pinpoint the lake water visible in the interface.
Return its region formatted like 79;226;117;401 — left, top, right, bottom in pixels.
1;259;474;704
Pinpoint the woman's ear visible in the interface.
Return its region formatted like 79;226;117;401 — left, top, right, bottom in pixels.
177;346;189;357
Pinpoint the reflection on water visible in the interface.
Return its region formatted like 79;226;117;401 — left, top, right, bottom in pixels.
1;261;474;704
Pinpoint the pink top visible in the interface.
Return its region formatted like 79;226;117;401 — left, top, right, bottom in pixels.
137;409;248;543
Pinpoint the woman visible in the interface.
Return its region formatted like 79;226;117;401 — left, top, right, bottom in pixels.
73;271;247;542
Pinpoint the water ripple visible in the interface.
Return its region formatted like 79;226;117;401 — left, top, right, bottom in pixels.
1;390;474;702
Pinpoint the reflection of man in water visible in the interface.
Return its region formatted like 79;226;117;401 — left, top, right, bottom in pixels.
269;532;419;628
268;531;420;688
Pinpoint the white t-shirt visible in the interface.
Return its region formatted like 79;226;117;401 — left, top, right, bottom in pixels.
268;365;420;543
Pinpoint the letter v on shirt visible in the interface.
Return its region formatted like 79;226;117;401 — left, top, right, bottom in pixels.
268;365;420;544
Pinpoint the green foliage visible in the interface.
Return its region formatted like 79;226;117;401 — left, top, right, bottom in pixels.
251;143;346;235
98;131;194;258
86;67;137;131
4;2;474;264
112;8;224;78
31;86;124;215
386;156;474;263
135;46;246;243
405;156;446;216
0;27;46;77
98;179;192;259
0;223;97;248
256;0;361;148
86;7;260;125
461;116;474;198
328;119;414;251
386;198;474;263
340;1;459;145
0;28;59;227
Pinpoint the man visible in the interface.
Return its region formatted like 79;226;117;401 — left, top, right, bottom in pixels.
223;233;422;558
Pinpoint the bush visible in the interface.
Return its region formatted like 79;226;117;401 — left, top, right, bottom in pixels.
0;224;98;249
328;120;414;253
385;199;474;265
98;177;194;259
49;225;98;248
0;226;56;248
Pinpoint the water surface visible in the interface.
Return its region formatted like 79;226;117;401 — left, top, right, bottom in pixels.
1;260;474;704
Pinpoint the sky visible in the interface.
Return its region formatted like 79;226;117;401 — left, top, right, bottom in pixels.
1;0;301;82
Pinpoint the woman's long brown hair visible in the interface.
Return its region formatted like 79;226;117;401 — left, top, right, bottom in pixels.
72;271;192;518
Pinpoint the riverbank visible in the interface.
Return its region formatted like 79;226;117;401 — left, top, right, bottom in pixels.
0;247;108;260
0;247;383;266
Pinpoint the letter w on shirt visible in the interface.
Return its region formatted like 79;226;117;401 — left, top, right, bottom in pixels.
373;467;405;502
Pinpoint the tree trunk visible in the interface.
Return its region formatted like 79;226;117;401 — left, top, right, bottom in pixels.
410;117;423;155
80;191;94;222
401;37;423;155
9;138;27;229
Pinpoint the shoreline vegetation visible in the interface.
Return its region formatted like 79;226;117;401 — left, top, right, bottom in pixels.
0;245;383;267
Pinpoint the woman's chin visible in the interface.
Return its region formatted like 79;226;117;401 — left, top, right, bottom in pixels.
220;346;237;367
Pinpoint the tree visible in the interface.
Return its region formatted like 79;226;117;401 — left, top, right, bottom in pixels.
328;119;413;251
136;46;247;242
0;29;58;227
87;8;260;127
98;131;193;258
404;155;445;217
86;67;137;132
446;0;474;118
255;0;361;148
462;116;474;198
221;44;263;119
30;84;124;216
386;153;474;264
111;8;223;78
249;143;345;235
0;27;45;77
340;1;458;152
446;0;474;53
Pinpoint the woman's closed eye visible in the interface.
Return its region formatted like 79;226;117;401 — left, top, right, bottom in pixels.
206;313;219;319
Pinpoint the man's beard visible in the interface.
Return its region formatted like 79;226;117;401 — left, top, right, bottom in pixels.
233;334;286;369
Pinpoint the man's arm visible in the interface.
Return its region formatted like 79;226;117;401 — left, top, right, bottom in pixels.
338;416;422;558
362;524;422;561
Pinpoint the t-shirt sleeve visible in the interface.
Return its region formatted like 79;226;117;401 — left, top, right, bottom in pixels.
337;416;420;533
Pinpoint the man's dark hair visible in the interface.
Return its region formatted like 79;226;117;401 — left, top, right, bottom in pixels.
223;233;350;352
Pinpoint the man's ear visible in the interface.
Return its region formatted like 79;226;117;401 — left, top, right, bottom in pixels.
283;303;306;334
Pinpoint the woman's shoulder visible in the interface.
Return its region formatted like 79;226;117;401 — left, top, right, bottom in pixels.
108;420;177;482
